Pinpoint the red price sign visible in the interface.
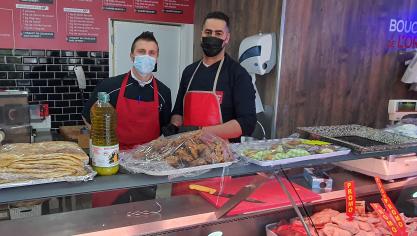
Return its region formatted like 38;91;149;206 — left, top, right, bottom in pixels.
374;177;387;196
344;181;356;220
374;177;407;235
370;203;403;236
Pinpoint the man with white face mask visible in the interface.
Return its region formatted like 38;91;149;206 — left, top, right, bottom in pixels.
82;31;171;150
82;31;171;207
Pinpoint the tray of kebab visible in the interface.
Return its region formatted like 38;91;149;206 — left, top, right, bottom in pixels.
0;141;95;189
231;138;350;167
119;131;235;176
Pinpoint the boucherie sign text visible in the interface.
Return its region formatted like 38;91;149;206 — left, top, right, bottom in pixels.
388;18;417;49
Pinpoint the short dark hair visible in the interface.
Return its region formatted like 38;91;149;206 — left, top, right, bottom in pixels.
203;11;230;29
130;31;159;53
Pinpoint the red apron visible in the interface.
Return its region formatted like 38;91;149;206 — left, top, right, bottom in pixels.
172;59;224;196
183;59;224;126
116;73;160;150
92;72;160;207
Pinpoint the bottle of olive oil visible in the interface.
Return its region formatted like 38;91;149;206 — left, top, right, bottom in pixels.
90;92;119;176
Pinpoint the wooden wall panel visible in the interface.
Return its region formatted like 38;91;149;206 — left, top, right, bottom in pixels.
193;0;282;107
276;0;417;137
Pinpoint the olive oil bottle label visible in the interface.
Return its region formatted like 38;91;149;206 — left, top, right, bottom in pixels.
91;144;119;167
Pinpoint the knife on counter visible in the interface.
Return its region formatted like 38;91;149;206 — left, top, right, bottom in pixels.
189;184;265;204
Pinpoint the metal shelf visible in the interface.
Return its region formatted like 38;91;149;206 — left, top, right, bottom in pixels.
1;146;417;204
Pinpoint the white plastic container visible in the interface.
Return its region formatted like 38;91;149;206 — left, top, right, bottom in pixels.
265;223;278;236
9;204;41;219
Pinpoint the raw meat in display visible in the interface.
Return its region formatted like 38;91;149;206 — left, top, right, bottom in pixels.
271;208;417;236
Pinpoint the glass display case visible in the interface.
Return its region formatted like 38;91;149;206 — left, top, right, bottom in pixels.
0;132;416;235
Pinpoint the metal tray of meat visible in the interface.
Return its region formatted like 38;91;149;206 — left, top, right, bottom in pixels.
119;151;236;177
231;138;350;167
297;124;417;153
119;131;236;177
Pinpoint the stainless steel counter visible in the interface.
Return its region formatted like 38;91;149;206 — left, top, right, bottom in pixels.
2;146;417;204
2;131;417;235
0;196;216;236
1;169;416;236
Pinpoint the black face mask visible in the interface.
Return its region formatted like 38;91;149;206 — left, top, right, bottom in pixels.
201;36;224;57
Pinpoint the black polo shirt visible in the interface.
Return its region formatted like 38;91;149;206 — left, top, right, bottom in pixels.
172;54;257;139
82;73;172;131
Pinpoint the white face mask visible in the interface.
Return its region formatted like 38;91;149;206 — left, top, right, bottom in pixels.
133;55;156;77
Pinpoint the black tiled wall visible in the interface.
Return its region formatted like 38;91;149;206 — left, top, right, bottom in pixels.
0;49;109;131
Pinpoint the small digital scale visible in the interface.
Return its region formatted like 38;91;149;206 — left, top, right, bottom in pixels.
388;99;417;123
336;153;417;180
336;100;417;180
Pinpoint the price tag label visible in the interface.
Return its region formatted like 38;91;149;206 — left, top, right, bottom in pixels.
374;177;407;234
344;181;356;220
370;203;402;236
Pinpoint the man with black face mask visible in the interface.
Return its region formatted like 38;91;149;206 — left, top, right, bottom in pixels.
163;11;256;143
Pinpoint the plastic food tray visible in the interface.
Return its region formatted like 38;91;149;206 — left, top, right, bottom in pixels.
120;156;235;176
231;138;350;167
265;223;278;236
9;204;42;220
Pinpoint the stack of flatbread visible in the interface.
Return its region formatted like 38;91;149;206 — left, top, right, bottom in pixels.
0;141;89;184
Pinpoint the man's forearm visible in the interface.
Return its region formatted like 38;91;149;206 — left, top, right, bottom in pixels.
170;114;183;127
202;119;242;139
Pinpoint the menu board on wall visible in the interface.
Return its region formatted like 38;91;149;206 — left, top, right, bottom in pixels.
0;0;194;51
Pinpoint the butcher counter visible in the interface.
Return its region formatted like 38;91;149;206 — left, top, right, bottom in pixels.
0;141;416;235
